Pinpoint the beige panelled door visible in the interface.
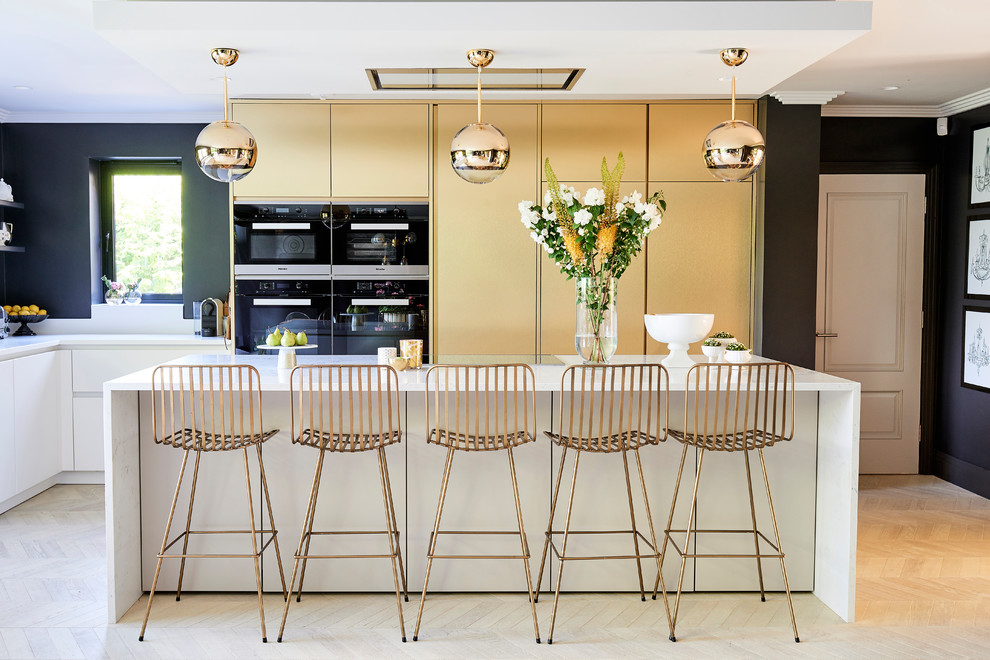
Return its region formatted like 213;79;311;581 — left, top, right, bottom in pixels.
817;174;925;474
645;181;754;354
434;104;540;356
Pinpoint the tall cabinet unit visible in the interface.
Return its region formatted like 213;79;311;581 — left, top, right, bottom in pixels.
539;104;649;355
433;104;541;356
230;102;332;198
646;102;756;351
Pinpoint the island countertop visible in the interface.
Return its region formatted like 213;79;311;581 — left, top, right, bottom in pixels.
103;353;860;627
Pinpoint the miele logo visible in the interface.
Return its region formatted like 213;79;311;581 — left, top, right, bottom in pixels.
277;267;288;271
376;267;385;271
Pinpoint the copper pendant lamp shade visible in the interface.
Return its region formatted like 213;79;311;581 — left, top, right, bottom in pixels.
703;48;766;182
450;49;510;184
195;48;258;183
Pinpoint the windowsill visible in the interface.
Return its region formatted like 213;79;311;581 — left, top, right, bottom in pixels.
31;303;196;335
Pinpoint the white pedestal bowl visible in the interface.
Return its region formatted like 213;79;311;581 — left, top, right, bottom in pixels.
644;313;715;368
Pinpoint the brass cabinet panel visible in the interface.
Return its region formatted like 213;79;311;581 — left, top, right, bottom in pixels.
648;102;756;183
434;104;540;356
539;181;649;356
331;104;429;198
231;102;331;198
542;105;647;182
645;181;753;354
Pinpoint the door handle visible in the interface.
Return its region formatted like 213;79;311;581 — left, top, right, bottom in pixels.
816;332;838;338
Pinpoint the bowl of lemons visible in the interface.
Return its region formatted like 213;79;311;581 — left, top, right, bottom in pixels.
3;304;48;336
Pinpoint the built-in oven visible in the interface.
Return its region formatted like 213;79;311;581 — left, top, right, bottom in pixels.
330;279;429;360
234;278;334;355
234;203;332;277
330;202;429;279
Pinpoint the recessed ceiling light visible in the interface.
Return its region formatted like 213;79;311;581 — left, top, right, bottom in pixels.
13;85;32;91
882;85;900;91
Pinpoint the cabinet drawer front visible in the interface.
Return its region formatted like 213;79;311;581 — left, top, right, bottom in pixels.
72;397;105;472
71;348;219;392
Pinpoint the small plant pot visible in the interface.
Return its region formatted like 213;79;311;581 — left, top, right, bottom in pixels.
714;336;736;348
701;344;724;362
724;349;753;364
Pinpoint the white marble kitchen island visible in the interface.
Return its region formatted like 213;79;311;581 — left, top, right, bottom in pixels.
104;354;859;624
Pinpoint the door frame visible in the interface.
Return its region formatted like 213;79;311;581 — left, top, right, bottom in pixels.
819;162;941;474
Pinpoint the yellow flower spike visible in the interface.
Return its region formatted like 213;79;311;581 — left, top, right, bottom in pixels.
562;228;586;265
596;224;618;258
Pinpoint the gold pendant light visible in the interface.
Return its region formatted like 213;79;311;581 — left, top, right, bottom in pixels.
703;48;766;182
450;49;510;184
195;48;258;183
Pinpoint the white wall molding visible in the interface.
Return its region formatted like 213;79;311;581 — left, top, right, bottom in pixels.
0;111;216;124
0;107;11;123
822;85;990;118
771;91;844;105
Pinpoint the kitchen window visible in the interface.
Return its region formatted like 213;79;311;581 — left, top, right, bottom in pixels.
100;160;182;301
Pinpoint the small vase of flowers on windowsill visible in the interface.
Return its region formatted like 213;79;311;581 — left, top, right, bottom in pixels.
101;276;124;305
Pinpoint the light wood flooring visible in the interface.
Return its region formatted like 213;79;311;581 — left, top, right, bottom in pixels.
1;475;989;658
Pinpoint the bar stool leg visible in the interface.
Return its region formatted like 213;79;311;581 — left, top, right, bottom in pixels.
413;446;455;641
257;444;287;600
671;447;706;641
506;447;541;643
547;450;581;645
294;447;328;604
758;448;800;643
376;447;408;642
242;447;268;642
634;448;673;640
653;443;690;601
174;450;202;602
621;448;647;601
139;449;192;641
277;442;328;642
380;448;409;601
743;447;767;602
535;445;569;604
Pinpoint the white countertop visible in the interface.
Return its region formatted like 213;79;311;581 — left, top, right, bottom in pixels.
106;353;859;393
0;334;228;360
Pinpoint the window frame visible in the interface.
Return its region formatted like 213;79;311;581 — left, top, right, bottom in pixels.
99;160;183;303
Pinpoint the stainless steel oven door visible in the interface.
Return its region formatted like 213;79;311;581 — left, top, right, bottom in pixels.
234;292;333;355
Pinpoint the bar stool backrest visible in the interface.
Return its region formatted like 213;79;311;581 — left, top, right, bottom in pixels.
425;364;536;450
681;362;795;451
151;364;269;452
556;364;669;452
289;364;401;452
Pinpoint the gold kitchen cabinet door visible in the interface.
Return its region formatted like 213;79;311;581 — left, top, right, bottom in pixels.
645;181;754;354
331;104;429;198
648;102;757;183
434;104;540;356
231;102;331;198
539;181;649;356
541;105;647;182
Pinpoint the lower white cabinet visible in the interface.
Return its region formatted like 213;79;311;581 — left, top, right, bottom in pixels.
12;351;61;493
70;347;227;474
0;361;16;502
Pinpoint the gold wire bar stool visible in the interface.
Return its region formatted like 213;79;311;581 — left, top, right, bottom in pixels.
413;364;541;643
651;361;799;643
140;364;287;643
277;364;408;643
536;363;673;644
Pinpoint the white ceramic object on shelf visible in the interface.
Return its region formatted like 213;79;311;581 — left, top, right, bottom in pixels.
701;344;724;362
0;179;12;202
724;348;753;364
644;313;714;368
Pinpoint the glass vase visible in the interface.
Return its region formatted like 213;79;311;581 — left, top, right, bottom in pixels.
105;289;124;305
123;286;143;305
575;276;617;363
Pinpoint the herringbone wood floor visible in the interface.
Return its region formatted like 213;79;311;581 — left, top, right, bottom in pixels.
1;476;989;658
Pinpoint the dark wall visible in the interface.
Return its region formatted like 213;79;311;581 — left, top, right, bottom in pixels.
760;98;821;368
929;105;990;497
0;124;229;318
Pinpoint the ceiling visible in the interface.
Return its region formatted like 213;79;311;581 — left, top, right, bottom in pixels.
0;0;986;122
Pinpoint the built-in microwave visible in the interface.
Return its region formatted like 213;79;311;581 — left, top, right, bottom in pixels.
330;202;428;279
233;203;332;277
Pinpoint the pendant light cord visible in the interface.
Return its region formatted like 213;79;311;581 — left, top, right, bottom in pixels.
222;66;230;123
477;65;482;124
730;74;736;122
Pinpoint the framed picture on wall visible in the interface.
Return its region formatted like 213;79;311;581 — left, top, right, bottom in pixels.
966;216;990;299
963;306;990;392
970;123;990;207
